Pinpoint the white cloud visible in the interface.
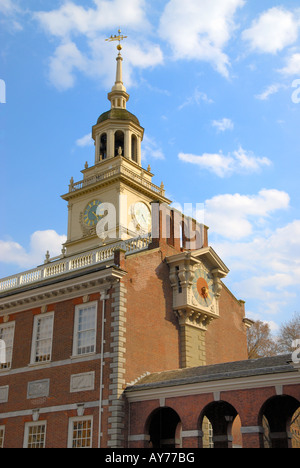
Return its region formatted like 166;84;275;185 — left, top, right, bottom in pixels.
212;118;234;132
212;219;300;318
204;189;290;240
48;41;88;91
0;230;67;270
178;88;214;110
0;0;17;15
255;83;286;101
204;189;298;321
159;0;245;78
278;53;300;76
34;0;149;39
0;0;23;30
76;133;93;147
179;146;271;178
179;152;233;178
242;7;299;54
34;0;163;90
141;135;165;161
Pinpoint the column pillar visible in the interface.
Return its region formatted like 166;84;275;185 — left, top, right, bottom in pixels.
181;430;202;448
212;434;233;449
95;134;100;163
124;130;130;159
241;426;264;448
108;130;115;158
178;321;206;368
270;431;292;449
137;136;142;166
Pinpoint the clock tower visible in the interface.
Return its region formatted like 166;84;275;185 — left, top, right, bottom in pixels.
61;35;171;256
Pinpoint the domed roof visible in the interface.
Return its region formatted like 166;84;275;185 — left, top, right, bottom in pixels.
97;108;140;126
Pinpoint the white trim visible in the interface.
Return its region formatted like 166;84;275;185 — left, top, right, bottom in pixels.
0;269;124;315
0;400;99;420
182;430;202;438
126;372;299;402
128;434;150;442
0;353;103;377
240;426;264;434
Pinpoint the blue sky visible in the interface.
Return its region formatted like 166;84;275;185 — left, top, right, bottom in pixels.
1;0;300;332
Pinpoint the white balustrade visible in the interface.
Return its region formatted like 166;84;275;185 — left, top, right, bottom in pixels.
0;235;151;293
69;164;165;197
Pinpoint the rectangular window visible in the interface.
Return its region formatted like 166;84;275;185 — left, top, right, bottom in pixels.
73;303;97;356
24;422;47;448
31;313;54;364
68;416;93;448
0;322;15;370
0;426;5;448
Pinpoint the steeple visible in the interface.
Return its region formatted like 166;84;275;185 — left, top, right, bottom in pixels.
92;30;144;165
106;30;129;110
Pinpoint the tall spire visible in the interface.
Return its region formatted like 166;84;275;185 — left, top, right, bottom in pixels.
106;29;129;110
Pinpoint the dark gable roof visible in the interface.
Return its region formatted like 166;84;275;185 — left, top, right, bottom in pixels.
126;354;296;393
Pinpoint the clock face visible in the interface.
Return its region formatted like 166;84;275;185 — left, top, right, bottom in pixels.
83;200;102;227
132;202;151;231
192;267;214;307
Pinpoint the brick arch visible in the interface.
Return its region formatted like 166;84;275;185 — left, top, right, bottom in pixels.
216;387;276;428
144;406;182;449
259;394;300;448
198;400;239;448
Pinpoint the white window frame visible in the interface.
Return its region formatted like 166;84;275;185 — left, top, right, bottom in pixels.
0;425;5;448
68;416;93;449
72;302;98;357
23;421;47;448
0;322;15;370
30;312;54;365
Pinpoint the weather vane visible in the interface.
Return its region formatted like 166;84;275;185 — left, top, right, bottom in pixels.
105;29;128;51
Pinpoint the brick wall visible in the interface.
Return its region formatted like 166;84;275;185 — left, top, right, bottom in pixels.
206;283;248;365
0;293;109;448
124;247;181;384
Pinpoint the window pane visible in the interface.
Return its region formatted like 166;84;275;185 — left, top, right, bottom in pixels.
0;427;5;448
76;306;96;355
26;424;46;448
71;419;92;448
35;316;53;362
0;324;14;369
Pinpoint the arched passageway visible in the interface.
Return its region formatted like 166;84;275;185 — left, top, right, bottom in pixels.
146;407;182;448
260;395;300;448
200;401;238;449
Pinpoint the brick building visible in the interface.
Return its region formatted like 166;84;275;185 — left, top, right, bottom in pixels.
0;40;299;449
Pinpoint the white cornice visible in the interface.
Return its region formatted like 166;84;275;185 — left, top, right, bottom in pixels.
166;247;229;276
0;267;124;315
125;371;299;403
